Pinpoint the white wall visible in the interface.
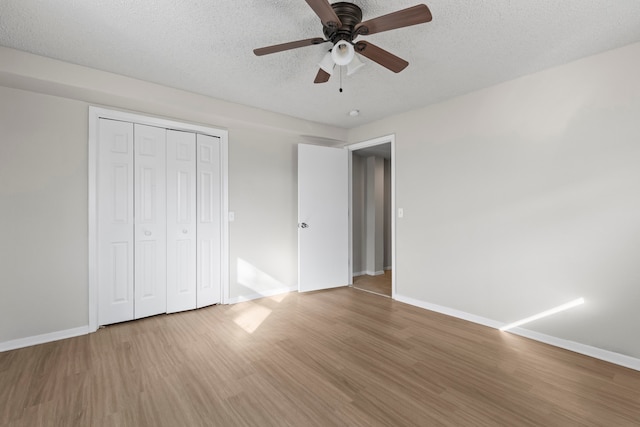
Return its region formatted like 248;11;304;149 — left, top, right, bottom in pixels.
0;47;346;345
348;42;640;359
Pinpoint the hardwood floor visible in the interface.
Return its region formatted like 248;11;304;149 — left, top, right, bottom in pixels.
1;287;639;426
352;271;392;297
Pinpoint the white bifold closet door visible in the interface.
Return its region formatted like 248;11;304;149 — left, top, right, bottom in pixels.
97;121;168;324
98;119;135;325
196;134;222;307
166;130;197;313
166;132;222;310
97;119;221;326
134;124;167;319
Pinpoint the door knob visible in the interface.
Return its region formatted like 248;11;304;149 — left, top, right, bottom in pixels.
299;222;309;229
144;230;152;236
182;229;188;234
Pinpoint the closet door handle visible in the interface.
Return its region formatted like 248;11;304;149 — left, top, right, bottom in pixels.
182;229;188;234
144;230;152;236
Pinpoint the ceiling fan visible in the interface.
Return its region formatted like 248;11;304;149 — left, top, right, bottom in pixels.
253;1;432;84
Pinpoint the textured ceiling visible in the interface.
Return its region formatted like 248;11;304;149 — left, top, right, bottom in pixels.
1;0;640;129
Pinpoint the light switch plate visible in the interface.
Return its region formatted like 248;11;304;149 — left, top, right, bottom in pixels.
398;208;404;218
228;211;235;222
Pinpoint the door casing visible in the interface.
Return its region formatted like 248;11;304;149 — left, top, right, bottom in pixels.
347;135;396;299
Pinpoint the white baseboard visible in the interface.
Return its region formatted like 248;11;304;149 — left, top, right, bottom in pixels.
395;294;503;329
227;286;297;304
395;294;640;372
8;294;638;373
0;325;89;353
2;286;294;351
507;327;640;372
354;270;385;277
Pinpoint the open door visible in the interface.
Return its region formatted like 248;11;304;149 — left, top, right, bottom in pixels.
298;144;349;292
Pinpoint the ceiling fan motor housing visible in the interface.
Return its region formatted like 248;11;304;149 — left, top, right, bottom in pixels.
323;2;364;43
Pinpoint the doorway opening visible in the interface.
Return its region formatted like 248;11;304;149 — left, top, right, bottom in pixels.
348;136;395;298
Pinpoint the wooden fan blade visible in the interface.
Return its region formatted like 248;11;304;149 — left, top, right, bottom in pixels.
254;38;327;56
314;68;331;84
305;0;342;28
354;41;408;73
354;4;432;36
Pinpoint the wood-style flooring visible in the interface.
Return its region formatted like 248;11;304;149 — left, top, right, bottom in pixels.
1;287;640;426
352;271;392;297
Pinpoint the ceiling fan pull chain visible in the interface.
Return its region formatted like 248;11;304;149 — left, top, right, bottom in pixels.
339;66;343;93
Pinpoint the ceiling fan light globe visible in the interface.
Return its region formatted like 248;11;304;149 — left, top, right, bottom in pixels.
347;54;365;76
331;40;354;66
318;51;335;75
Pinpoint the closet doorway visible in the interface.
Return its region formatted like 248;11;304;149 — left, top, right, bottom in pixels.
348;135;395;298
88;107;229;332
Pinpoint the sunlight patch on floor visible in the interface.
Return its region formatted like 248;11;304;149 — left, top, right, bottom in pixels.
267;293;288;303
233;301;272;334
233;258;294;333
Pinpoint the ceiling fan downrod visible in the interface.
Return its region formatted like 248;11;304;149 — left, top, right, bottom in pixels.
322;2;363;44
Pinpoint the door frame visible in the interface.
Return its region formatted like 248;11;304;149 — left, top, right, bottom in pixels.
346;134;396;299
88;106;229;333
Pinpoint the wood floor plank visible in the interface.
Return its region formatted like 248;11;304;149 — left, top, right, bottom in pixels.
352;271;392;297
2;287;640;426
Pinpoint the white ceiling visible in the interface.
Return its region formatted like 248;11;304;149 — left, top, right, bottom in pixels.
1;0;640;129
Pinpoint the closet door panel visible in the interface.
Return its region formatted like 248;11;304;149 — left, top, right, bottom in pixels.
134;124;167;319
98;119;135;325
197;134;221;307
166;130;197;313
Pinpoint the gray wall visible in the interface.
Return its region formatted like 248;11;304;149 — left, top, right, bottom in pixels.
383;158;391;269
0;86;89;341
3;41;640;364
365;156;384;274
351;154;366;274
352;153;392;276
349;42;640;359
0;47;346;344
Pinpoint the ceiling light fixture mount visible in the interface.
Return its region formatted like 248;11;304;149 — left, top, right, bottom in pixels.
322;2;363;44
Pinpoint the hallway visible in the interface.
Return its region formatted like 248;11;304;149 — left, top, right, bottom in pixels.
352;271;391;297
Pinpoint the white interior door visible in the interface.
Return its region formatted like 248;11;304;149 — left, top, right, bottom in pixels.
166;130;197;313
196;134;222;307
98;119;135;325
134;124;167;319
298;144;349;292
